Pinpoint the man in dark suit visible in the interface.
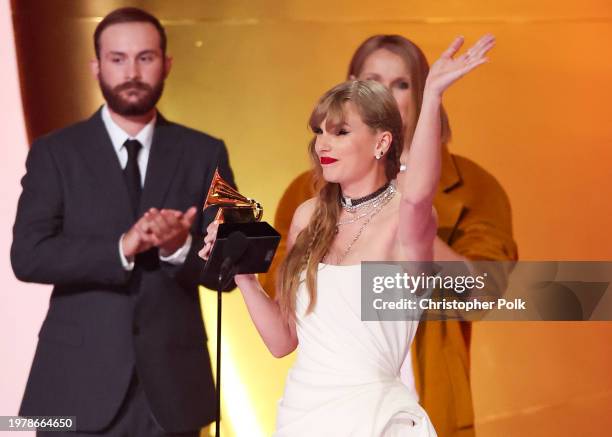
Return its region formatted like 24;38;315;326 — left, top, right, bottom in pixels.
11;7;233;436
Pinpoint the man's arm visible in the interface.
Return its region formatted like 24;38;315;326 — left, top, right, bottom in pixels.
10;140;130;287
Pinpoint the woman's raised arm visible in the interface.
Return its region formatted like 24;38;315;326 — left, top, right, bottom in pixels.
398;34;495;258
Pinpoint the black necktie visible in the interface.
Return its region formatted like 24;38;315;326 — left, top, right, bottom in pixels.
123;139;142;214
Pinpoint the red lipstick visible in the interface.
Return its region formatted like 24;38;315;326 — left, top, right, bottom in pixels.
320;157;338;165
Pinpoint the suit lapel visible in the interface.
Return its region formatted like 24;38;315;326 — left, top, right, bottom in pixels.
435;191;465;243
138;114;185;215
439;145;462;193
78;109;135;222
436;146;466;244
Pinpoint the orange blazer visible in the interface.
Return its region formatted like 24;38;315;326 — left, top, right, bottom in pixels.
260;146;518;437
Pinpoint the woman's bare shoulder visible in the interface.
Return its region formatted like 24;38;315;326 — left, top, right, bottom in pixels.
287;197;318;246
292;197;317;228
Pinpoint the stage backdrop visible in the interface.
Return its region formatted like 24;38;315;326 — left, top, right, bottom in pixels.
6;1;612;436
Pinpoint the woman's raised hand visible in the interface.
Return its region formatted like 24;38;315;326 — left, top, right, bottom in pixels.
425;34;495;96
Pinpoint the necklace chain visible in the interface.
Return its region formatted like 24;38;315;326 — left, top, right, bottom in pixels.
325;184;396;265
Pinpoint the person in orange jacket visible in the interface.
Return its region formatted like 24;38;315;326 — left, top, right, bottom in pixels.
260;35;518;437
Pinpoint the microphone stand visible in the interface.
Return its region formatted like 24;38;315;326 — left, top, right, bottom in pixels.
205;227;275;437
215;261;239;437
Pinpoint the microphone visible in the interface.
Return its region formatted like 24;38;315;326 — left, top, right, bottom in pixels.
219;231;249;274
218;231;249;289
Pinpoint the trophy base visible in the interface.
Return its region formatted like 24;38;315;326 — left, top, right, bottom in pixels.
201;221;281;291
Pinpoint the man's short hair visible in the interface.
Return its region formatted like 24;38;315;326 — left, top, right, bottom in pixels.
94;7;167;59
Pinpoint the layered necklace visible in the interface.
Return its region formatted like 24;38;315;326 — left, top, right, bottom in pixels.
326;181;396;264
337;182;396;226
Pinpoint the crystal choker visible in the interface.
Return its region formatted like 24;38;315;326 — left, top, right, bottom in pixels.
340;182;394;213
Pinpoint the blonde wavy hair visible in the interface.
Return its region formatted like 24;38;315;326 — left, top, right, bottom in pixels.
277;80;404;321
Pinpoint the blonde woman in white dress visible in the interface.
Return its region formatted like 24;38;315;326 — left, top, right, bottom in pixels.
200;34;495;436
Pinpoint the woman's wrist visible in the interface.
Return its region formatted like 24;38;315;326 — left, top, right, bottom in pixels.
235;273;258;288
422;83;443;101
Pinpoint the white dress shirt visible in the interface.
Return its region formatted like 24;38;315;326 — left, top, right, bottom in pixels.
100;105;192;270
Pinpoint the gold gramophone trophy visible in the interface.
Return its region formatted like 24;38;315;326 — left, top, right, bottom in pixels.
204;169;263;223
201;169;280;290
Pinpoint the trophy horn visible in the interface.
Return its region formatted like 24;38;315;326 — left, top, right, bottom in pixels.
204;169;263;223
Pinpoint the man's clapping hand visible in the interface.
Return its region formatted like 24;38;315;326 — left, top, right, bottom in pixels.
122;206;197;259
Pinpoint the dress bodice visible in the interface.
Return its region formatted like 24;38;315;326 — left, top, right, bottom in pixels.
274;263;436;437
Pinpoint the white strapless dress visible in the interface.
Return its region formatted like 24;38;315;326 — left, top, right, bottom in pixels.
274;263;436;437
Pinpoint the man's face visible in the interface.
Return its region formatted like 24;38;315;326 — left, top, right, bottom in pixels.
93;22;171;116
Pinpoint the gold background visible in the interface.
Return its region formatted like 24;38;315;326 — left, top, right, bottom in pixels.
12;0;612;435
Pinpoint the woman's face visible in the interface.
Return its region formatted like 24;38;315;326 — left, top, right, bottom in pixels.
355;48;415;181
355;48;416;138
313;102;382;188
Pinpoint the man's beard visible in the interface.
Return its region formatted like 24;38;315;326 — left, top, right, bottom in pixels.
99;76;164;116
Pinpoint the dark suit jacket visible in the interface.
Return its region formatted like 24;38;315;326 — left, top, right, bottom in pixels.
11;109;235;433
